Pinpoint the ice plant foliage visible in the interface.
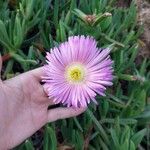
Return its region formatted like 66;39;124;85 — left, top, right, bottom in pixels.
43;36;113;107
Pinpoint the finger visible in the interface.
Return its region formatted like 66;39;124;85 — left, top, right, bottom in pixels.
47;107;86;122
29;67;44;81
38;83;48;97
38;85;55;106
38;97;55;107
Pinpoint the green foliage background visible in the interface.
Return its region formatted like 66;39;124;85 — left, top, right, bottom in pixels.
0;0;150;149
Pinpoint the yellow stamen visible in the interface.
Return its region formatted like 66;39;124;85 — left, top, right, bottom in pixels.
65;63;85;83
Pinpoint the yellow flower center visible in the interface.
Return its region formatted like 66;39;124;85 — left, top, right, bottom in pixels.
65;63;85;83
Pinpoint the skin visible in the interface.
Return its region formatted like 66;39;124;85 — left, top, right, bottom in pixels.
0;56;86;149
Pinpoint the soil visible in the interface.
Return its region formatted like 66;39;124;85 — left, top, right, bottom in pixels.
116;0;132;8
136;0;150;62
116;0;150;64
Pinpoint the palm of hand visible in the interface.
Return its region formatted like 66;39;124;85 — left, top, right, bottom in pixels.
0;68;51;148
0;63;85;149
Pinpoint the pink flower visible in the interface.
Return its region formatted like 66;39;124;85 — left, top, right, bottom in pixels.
42;36;113;108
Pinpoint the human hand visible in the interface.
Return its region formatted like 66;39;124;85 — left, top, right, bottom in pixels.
0;56;86;149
